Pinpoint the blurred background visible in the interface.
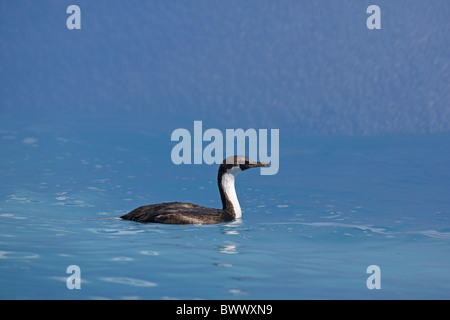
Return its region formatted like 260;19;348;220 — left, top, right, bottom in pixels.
1;0;449;136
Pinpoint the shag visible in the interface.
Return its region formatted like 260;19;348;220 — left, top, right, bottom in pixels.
120;156;268;224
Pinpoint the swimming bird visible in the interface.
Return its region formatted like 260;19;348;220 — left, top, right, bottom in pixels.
120;156;269;224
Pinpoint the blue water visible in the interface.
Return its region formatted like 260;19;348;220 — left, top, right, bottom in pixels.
1;1;450;300
0;118;449;299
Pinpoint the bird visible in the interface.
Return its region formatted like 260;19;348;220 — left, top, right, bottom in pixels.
120;155;268;224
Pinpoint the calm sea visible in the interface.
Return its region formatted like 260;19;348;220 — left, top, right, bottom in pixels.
1;117;449;299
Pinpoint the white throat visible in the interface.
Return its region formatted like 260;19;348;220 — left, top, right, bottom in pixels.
221;168;242;219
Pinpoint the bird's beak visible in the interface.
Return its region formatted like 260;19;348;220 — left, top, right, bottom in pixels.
247;161;269;168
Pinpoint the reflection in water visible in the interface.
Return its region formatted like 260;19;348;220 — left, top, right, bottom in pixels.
221;219;242;233
217;219;243;254
218;242;239;254
224;230;239;235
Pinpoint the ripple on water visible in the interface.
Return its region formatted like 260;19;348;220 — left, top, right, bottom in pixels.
412;230;450;240
87;228;145;235
99;277;157;287
0;251;39;259
0;213;27;220
140;250;159;256
110;257;134;261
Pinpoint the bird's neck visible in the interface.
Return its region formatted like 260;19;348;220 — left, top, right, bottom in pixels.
219;169;242;220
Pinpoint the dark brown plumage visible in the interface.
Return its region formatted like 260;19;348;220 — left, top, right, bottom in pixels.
120;156;268;225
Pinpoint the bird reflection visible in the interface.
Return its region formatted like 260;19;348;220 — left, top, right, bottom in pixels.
216;220;243;254
218;241;239;254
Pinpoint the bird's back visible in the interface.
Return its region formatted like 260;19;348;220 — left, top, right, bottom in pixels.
120;202;225;224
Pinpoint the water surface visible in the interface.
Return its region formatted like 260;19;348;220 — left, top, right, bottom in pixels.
1;119;449;299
